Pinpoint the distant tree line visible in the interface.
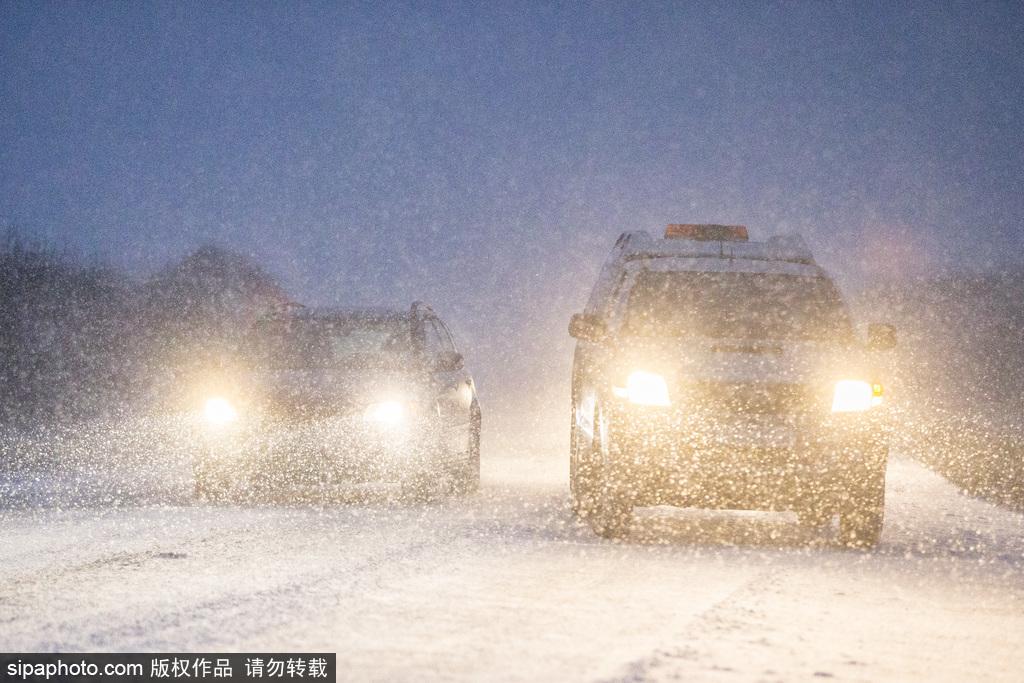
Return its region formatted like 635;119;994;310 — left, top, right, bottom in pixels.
0;232;289;429
862;268;1024;424
859;268;1024;509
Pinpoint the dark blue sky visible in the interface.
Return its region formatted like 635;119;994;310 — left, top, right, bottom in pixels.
3;2;1023;423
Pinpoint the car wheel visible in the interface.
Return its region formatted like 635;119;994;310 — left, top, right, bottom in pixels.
839;505;884;549
401;474;436;503
193;475;212;502
569;408;587;515
838;462;887;549
580;407;633;539
403;437;450;503
588;483;633;539
453;407;481;496
570;408;598;517
193;461;227;503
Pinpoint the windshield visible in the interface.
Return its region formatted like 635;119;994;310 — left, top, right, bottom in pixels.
624;271;852;341
246;317;411;368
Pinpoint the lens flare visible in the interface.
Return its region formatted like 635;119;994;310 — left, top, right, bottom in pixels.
831;380;875;413
364;400;405;426
203;397;238;425
619;371;671;407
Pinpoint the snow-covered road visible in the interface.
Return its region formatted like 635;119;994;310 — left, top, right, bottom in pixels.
2;454;1022;682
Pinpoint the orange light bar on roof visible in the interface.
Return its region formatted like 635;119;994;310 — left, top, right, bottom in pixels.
665;224;749;241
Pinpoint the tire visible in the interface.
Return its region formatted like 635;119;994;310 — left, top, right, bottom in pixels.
589;482;633;539
401;474;435;503
193;461;228;503
574;406;633;539
193;475;213;502
569;407;590;515
838;461;887;549
570;408;601;518
453;407;481;496
839;507;883;549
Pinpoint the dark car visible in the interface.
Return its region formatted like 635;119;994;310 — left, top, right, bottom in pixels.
193;302;481;501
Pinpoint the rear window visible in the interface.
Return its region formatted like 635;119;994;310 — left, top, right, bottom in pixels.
624;271;852;341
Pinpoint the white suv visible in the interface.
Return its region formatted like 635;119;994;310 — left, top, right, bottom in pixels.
568;225;896;547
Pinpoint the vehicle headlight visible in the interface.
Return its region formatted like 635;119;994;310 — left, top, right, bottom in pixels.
203;397;238;425
831;380;883;413
364;400;406;426
614;371;671;407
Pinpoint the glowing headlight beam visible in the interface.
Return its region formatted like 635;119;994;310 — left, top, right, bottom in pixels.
616;371;671;407
831;380;879;413
364;400;405;426
203;397;238;425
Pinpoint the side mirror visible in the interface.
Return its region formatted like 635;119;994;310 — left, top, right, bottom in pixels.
435;351;464;372
569;313;607;342
868;323;897;351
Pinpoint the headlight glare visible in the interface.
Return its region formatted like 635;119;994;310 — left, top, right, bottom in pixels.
203;397;238;425
364;400;405;426
831;380;880;413
617;371;671;407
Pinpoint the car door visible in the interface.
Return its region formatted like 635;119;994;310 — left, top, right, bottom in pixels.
424;316;473;456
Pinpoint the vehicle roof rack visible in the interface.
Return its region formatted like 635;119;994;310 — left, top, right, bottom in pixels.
610;228;815;266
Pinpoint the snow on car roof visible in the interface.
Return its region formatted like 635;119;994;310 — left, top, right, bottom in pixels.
618;230;816;266
280;305;413;321
583;229;824;315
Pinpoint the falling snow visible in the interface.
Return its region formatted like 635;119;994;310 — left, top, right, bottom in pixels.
1;4;1023;682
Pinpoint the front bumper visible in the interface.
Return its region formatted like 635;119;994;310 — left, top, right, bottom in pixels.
196;413;453;490
604;402;889;510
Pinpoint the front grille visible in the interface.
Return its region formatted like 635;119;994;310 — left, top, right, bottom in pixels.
690;381;813;416
262;390;359;421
